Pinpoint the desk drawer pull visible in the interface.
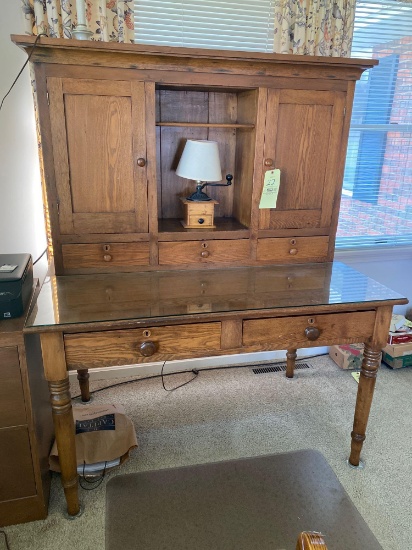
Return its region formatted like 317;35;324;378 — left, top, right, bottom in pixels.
289;248;298;255
200;250;210;258
103;254;112;262
304;326;320;341
139;341;156;357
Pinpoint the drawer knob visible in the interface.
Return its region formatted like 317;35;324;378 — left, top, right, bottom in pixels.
264;158;273;167
137;158;146;167
305;327;320;341
198;218;205;224
289;248;298;255
200;250;210;258
103;254;112;262
140;341;156;357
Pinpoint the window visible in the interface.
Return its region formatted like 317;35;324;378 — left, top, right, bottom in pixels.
336;0;412;248
134;0;274;52
134;0;412;249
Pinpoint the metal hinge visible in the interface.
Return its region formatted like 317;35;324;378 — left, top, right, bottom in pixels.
56;201;60;214
343;106;346;117
47;92;50;106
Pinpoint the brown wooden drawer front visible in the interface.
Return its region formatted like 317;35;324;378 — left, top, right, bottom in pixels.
243;311;376;349
62;242;150;270
65;322;221;369
0;427;36;501
159;240;249;266
257;237;329;263
0;347;26;428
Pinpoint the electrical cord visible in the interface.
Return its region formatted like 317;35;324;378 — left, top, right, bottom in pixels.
33;248;48;266
0;33;48;114
161;361;199;392
0;531;10;550
70;353;328;400
79;461;107;490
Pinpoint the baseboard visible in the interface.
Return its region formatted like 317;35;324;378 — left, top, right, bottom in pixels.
68;348;328;382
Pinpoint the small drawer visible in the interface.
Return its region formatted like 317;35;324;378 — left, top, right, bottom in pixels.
0;347;26;428
187;215;214;228
243;311;376;349
257;236;329;263
65;322;221;369
62;242;150;270
159;240;249;266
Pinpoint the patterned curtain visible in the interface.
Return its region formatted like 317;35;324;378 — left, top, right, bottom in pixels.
21;0;134;43
273;0;356;57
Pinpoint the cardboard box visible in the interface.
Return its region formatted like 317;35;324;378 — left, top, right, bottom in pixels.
329;344;364;370
388;332;412;345
382;352;412;369
383;341;412;357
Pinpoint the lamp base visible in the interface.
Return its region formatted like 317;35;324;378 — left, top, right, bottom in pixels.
186;190;212;202
72;25;94;40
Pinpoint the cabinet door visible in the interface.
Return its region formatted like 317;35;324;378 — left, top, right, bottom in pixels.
259;89;346;231
48;78;148;235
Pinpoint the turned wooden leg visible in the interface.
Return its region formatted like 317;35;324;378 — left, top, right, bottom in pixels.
49;378;80;516
286;348;297;378
349;306;392;467
77;369;90;402
40;332;81;517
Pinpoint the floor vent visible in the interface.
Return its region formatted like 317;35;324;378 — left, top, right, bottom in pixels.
251;362;312;375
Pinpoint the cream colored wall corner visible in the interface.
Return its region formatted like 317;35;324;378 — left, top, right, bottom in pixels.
0;4;46;263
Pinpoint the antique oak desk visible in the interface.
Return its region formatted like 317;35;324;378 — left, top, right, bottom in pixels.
25;262;407;516
13;37;407;516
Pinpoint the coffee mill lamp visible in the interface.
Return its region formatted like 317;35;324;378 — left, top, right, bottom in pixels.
176;140;233;228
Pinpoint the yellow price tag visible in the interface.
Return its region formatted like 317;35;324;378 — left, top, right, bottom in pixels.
259;169;281;209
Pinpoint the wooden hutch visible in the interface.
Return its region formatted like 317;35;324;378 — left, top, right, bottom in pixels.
12;36;377;275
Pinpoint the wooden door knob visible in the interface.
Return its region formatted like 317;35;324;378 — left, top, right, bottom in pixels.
103;254;112;262
137;158;146;167
139;341;156;356
264;158;273;167
289;248;298;255
304;327;320;341
200;250;210;258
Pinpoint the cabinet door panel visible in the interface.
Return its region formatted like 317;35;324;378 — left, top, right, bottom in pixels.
260;89;345;231
0;427;36;501
48;78;148;235
0;347;26;428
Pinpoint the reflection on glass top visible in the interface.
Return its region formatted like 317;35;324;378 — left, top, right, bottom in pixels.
25;262;407;330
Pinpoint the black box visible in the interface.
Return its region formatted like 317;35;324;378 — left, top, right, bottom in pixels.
0;254;33;319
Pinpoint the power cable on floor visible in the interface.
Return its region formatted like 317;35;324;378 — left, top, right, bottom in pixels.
70;353;328;401
0;530;11;550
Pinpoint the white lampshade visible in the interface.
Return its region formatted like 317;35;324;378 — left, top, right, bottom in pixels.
176;140;222;182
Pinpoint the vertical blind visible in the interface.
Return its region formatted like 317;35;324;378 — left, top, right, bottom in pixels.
133;0;274;52
336;0;412;248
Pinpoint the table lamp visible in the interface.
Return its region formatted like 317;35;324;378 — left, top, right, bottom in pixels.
176;140;233;229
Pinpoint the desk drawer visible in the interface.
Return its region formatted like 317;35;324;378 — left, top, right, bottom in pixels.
257;237;329;263
159;240;249;266
62;242;150;270
243;311;376;349
65;322;221;369
0;347;26;428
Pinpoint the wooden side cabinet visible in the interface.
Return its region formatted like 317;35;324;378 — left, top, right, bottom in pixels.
0;283;54;526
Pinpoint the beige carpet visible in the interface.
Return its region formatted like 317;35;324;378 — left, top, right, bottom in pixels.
2;355;412;550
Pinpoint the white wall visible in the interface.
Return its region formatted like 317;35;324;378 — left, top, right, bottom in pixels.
0;3;46;269
335;247;412;317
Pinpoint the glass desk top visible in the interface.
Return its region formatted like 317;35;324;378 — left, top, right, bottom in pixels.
25;261;407;331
